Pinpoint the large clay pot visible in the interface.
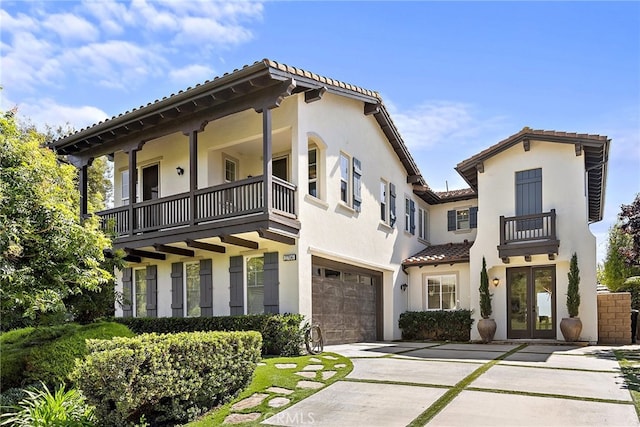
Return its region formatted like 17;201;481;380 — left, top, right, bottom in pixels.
478;318;497;343
560;317;582;342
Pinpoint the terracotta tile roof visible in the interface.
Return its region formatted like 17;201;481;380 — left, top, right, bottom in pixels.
434;188;477;201
403;240;473;267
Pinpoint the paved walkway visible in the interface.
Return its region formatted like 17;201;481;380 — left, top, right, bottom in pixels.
264;342;639;427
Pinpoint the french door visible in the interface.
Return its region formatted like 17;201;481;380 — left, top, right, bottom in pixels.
507;266;556;339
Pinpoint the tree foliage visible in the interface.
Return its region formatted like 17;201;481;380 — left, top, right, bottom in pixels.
619;193;640;268
479;257;492;318
567;253;580;318
600;224;639;291
0;110;111;328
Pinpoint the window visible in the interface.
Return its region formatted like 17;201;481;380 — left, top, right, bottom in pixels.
247;256;264;315
405;198;415;234
308;147;318;197
339;153;350;203
185;262;201;317
224;157;237;182
457;209;469;230
418;208;429;241
425;274;456;310
380;180;388;222
121;170;129;205
134;268;146;317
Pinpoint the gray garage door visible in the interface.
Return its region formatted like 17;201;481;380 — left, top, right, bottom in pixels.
311;257;382;345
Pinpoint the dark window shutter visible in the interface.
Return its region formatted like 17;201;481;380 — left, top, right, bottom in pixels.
171;262;184;317
470;207;478;229
389;183;397;227
122;267;133;318
353;158;362;212
200;259;213;316
447;210;456;231
229;256;244;315
263;252;279;314
410;200;416;234
145;265;157;318
516;168;542;230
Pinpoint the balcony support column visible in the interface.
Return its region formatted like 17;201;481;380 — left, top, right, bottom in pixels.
78;163;89;221
127;148;138;234
262;107;273;214
188;129;198;225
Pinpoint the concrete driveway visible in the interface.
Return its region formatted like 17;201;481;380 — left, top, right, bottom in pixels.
264;342;639;427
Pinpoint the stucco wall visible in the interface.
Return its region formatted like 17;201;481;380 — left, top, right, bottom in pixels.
470;139;598;342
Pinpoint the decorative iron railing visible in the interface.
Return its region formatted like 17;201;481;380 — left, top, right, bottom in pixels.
499;209;556;245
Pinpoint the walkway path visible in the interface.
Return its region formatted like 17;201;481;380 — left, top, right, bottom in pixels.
264;342;639;427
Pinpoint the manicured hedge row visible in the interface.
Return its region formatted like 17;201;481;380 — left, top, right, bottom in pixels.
72;331;262;426
0;322;134;393
115;313;304;356
399;310;474;341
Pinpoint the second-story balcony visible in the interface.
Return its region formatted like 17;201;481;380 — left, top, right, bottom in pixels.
497;209;559;262
97;175;299;249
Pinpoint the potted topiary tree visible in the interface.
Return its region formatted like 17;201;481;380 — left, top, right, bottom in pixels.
477;257;496;343
560;252;582;342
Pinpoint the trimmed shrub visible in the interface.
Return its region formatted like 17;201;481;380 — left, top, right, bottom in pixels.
116;313;304;356
0;322;134;392
399;310;474;341
71;331;262;426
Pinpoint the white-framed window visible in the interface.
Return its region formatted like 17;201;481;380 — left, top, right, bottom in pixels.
134;268;146;317
185;262;201;317
457;209;470;230
418;208;429;241
380;180;388;222
405;197;415;234
246;256;264;315
425;274;456;310
121;170;130;205
339;152;350;204
224;156;237;183
308;146;318;197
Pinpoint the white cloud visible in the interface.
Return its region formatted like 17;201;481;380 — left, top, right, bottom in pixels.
169;64;215;84
42;13;100;43
0;9;37;32
13;98;109;132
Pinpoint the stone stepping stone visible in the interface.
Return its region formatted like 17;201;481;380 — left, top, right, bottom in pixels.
302;364;323;371
309;357;322;363
231;393;268;410
323;355;338;360
297;380;324;390
267;386;294;395
295;371;316;378
321;370;336;380
224;413;261;424
335;363;347;368
268;397;291;408
275;363;297;369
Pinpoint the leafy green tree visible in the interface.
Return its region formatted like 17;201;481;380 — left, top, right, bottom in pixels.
619;193;640;268
600;224;639;291
0;110;111;329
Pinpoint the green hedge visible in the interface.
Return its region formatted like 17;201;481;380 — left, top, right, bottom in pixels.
115;313;304;356
398;310;474;341
71;331;262;426
0;322;134;393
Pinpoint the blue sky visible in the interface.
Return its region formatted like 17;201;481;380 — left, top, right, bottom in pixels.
1;1;639;263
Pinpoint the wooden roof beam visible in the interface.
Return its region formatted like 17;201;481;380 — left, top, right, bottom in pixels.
258;228;295;245
185;239;226;254
153;244;194;257
305;87;327;103
220;234;258;250
125;248;166;260
364;102;381;115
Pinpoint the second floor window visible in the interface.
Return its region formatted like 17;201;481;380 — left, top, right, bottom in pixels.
447;207;477;231
380;180;388;222
340;153;349;203
405;198;416;234
225;158;237;182
308;147;318;197
457;209;469;230
418;208;429;241
121;170;129;205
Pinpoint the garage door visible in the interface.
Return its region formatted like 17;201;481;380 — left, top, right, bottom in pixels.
311;257;382;345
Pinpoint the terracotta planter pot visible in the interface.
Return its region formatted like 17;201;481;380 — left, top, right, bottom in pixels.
478;318;496;343
560;317;582;342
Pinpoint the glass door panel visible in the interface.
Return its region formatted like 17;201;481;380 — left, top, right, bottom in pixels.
533;267;555;338
508;269;529;338
507;266;556;339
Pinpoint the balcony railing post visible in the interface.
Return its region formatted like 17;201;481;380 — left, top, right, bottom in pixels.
550;209;556;240
127;148;137;234
499;215;506;245
188;129;198;225
262;107;273;214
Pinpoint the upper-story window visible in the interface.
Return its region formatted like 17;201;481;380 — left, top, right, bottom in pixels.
418;208;429;241
405;197;416;234
224;157;237;182
380;180;388;222
447;207;478;232
121;170;130;205
308;147;318;197
338;152;362;212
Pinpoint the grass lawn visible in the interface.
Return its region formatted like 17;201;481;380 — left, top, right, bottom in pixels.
188;352;352;426
614;348;640;419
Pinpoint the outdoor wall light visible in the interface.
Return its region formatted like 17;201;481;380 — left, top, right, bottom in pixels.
400;283;408;292
176;166;184;176
492;277;500;287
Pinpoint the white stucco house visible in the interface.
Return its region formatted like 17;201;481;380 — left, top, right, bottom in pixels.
49;59;609;344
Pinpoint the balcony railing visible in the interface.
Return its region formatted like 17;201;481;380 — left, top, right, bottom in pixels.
98;175;296;237
498;209;559;259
